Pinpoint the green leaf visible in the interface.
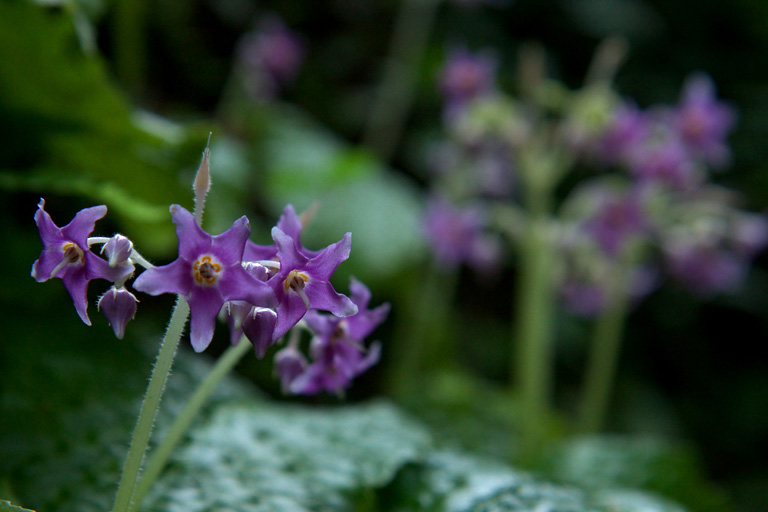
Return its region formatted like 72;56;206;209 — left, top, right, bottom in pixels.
0;2;194;253
143;400;431;511
384;450;687;512
537;436;730;512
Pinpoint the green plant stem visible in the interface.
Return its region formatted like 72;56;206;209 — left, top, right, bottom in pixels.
362;0;441;162
112;296;190;512
513;216;556;455
578;266;631;433
512;177;557;460
131;336;253;509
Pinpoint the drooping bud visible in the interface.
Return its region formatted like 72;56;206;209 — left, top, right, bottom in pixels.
274;344;307;394
98;286;138;339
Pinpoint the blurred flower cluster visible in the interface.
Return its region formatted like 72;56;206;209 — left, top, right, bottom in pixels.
423;44;767;316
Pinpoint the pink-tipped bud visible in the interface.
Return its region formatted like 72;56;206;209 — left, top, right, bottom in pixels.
98;286;138;339
193;135;213;226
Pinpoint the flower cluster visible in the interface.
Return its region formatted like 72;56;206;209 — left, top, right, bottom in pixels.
31;200;387;395
423;45;766;314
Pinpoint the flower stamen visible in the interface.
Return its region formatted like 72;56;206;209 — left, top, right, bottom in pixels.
284;269;311;307
48;242;85;279
193;255;222;285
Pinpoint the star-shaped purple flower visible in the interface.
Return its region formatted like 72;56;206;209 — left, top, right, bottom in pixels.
133;205;276;352
284;278;389;395
31;199;132;326
243;204;319;263
268;227;358;342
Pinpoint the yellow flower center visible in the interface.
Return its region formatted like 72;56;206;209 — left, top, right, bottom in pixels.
193;255;222;286
283;270;309;292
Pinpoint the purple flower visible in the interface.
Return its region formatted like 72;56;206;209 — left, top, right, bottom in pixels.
423;197;501;272
238;16;305;100
665;243;745;295
283;278;388;395
439;48;497;119
133;205;276;352
672;74;736;167
31;199;132;326
596;103;649;166
584;189;648;257
98;286;138;339
626;134;700;190
273;344;308;394
243;204;318;263
268;227;358;342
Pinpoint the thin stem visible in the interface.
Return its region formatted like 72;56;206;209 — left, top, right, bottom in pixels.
361;0;442;162
577;265;631;433
112;296;190;512
131;336;253;508
512;215;556;458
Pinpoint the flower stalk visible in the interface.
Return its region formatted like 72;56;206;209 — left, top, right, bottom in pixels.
112;296;190;512
132;335;253;509
577;262;632;433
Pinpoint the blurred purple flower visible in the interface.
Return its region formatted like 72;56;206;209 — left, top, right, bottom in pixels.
584;189;648;257
672;74;736;167
423;197;501;272
439;47;497;119
626;134;699;190
665;243;746;295
238;16;305;100
31;199;133;326
596;103;649;166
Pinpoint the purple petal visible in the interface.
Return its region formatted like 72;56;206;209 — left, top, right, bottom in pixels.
346;302;390;341
277;205;302;242
244;240;277;262
219;266;277;308
305;281;358;317
302;310;337;337
348;277;372;310
272;292;308;341
242;308;278;358
212;216;251;265
98;287;138;339
170;205;212;260
272;227;309;269
187;286;225;352
34;199;65;248
61;266;92;325
305;233;352;280
133;259;191;296
60;204;107;246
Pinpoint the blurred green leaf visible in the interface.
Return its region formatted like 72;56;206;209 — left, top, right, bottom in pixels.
143;400;431;512
0;1;194;252
383;449;686;512
537;436;730;512
259;105;426;285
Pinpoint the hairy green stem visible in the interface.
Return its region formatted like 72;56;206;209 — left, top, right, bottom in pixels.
578;266;631;433
112;296;189;512
131;336;252;508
